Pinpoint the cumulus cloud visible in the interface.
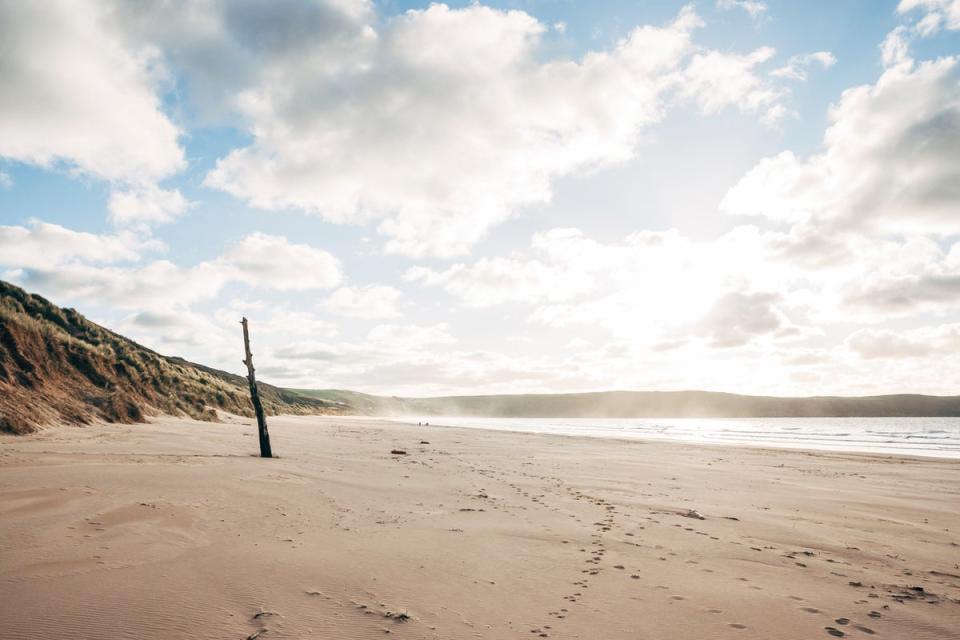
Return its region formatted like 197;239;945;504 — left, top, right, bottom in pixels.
842;272;960;316
203;4;689;256
319;285;403;319
8;231;342;311
14;260;229;311
267;337;584;393
846;323;960;359
120;308;232;351
721;57;960;235
367;323;456;348
407;218;960;356
716;0;768;18
881;26;912;68
114;303;341;365
695;291;798;348
0;1;790;257
407;227;695;310
214;305;338;340
108;186;191;226
681;47;786;123
0;1;184;183
410;225;814;349
404;255;593;308
110;0;377;123
898;0;960;34
0;222;155;270
192;4;787;257
219;233;343;291
771;51;837;81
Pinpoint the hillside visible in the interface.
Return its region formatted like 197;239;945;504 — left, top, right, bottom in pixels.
0;280;341;434
291;388;960;419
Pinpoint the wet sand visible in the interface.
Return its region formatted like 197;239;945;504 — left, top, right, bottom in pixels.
1;415;958;639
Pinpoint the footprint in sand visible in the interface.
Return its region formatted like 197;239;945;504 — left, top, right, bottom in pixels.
824;627;845;637
728;623;747;629
853;625;875;635
802;607;820;613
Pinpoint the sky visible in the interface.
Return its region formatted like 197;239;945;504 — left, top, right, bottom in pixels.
1;0;959;397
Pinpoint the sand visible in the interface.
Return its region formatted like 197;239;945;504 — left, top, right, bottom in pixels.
1;415;958;640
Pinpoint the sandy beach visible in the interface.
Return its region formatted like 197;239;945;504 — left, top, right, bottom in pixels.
1;415;958;640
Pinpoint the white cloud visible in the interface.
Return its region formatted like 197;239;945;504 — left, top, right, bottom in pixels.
695;291;799;348
771;51;837;81
411;225;811;349
196;4;787;257
898;0;960;34
0;171;12;189
214;306;338;341
721;57;960;235
681;47;786;123
8;231;343;311
115;303;340;365
110;0;378;123
14;260;229;311
842;271;960;316
319;285;403;319
0;1;184;183
219;232;343;291
108;186;191;226
716;0;768;19
880;26;912;68
0;222;154;270
265;335;591;394
367;323;456;349
120;308;233;351
408;218;960;357
404;243;594;307
846;323;960;359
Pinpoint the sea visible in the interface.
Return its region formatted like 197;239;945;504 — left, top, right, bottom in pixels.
393;416;960;459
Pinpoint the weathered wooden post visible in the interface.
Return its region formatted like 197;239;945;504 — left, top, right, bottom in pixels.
241;317;273;458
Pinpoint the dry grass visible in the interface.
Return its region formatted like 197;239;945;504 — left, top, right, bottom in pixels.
0;280;342;434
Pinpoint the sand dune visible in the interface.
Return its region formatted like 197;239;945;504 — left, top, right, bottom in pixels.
1;415;959;639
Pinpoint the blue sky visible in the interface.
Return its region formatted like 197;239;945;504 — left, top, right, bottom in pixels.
1;0;959;396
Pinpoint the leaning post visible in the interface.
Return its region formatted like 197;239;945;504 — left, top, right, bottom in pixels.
241;317;273;458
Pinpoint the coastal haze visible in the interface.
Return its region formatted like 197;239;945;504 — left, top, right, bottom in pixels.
294;388;960;418
2;1;960;640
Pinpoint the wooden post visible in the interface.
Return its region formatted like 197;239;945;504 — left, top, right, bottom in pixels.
241;317;273;458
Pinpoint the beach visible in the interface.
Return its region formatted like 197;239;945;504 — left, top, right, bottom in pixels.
1;415;958;640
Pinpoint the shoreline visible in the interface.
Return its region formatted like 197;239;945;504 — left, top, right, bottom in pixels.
2;414;958;639
9;413;960;465
374;414;960;462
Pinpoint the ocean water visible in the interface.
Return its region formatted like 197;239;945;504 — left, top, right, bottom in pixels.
394;416;960;459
